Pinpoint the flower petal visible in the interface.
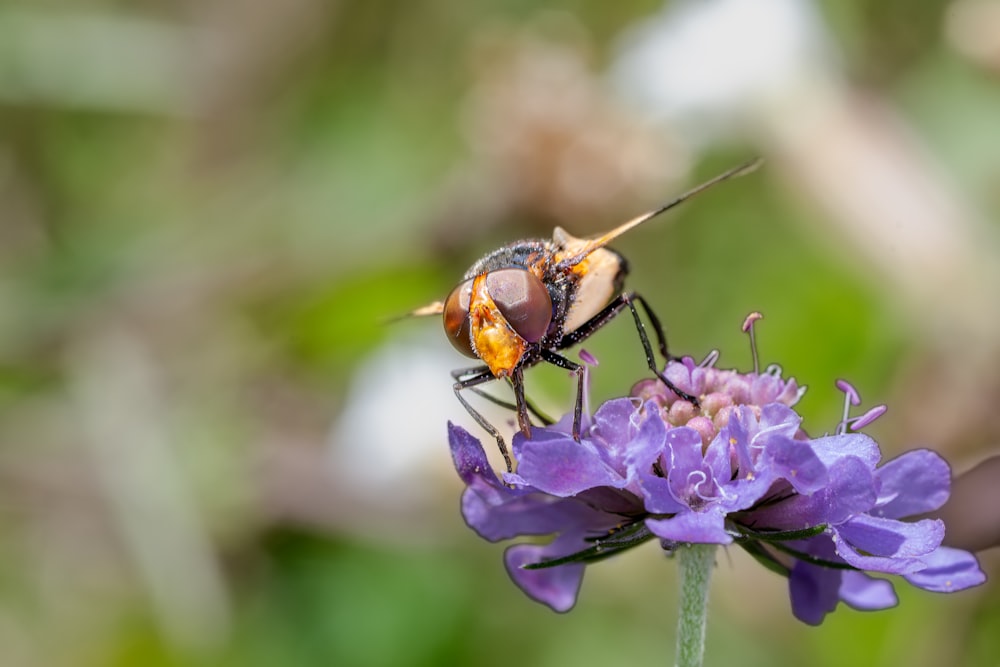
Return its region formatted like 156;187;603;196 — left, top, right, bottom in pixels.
590;397;643;468
903;546;987;592
756;403;804;440
628;415;688;514
837;514;944;559
645;508;732;544
873;449;951;519
747;456;876;529
762;434;829;495
810;433;881;470
838;570;898;611
830;515;944;575
662;360;698;397
450;424;613;541
509;428;626;496
461;488;605;542
449;422;504;493
788;561;841;626
720;406;757;479
505;534;587;612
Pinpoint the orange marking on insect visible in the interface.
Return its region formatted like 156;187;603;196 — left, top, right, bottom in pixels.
468;274;527;378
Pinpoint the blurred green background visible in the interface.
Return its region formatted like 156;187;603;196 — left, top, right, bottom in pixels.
1;0;998;665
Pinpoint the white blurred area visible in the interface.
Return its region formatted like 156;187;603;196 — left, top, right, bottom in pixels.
326;331;522;511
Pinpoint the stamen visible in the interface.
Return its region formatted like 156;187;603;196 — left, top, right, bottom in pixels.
742;312;763;374
835;379;863;435
579;349;598;427
700;349;721;368
836;379;861;406
849;404;887;431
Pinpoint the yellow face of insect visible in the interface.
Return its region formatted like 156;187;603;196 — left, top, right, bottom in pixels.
443;269;553;378
467;274;528;378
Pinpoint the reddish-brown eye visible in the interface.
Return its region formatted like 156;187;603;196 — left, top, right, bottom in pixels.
486;269;552;343
443;279;476;357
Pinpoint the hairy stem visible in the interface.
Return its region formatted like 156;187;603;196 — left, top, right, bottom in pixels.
675;544;716;667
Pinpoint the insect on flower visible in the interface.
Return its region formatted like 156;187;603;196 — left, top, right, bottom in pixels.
412;159;762;472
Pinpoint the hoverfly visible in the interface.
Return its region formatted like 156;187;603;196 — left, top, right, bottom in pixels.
414;159;761;471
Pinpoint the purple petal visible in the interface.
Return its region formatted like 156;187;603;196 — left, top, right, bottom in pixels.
719;406;755;475
774;377;804;407
873;449;951;519
789;557;899;625
738;404;825;495
462;488;605;542
838;570;898;611
838;514;943;559
628;415;688;514
636;476;687;514
449;422;504;493
665;425;707;476
510;429;626;496
646;508;732;544
450;424;615;541
756;403;803;439
750;373;788;405
590;397;643;467
903;546;987;592
662;361;698;397
505;534;587;612
788;561;842;626
762;435;829;495
702;427;735;487
830;515;945;575
810;433;881;470
748;456;876;530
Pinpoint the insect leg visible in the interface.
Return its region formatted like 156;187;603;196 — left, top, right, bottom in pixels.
510;365;531;439
555;292;699;406
555;297;628;349
538;350;585;442
630;294;672;360
453;367;514;472
621;293;700;406
450;367;554;425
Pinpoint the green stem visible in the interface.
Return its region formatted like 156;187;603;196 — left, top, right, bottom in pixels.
675;544;717;667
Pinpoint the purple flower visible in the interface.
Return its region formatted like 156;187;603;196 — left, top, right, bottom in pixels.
448;350;986;624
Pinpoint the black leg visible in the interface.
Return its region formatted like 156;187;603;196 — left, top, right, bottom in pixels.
511;365;531;439
453;367;513;472
555;296;629;350
622;294;700;406
556;292;699;406
450;366;554;425
539;349;585;441
631;294;672;360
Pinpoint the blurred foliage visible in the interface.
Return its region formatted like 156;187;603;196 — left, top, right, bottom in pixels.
0;1;998;666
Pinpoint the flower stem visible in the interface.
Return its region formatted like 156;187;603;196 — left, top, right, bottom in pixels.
675;544;717;667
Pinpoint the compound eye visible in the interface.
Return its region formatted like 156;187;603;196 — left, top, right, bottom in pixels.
443;279;476;358
486;269;552;343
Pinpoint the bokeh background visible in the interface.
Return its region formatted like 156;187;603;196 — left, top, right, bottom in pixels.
1;0;999;665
